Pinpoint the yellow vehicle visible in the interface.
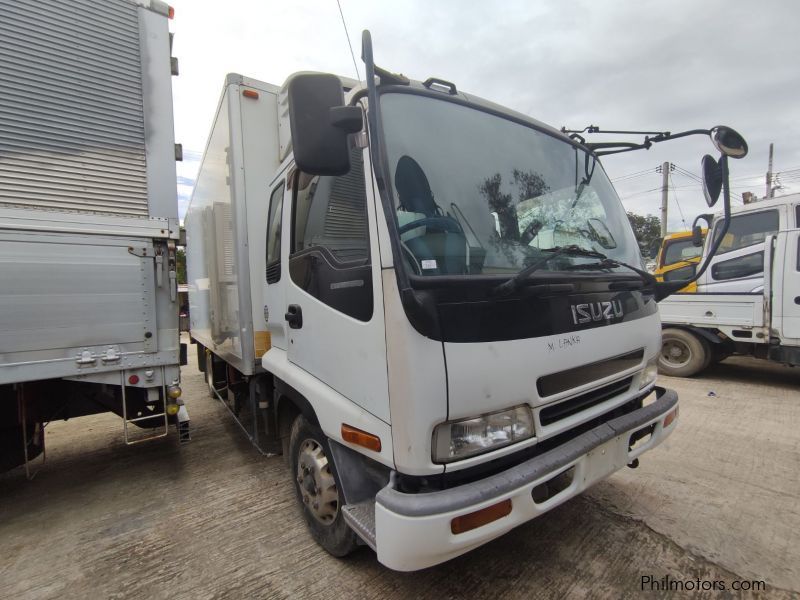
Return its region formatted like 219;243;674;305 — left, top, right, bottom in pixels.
652;229;707;293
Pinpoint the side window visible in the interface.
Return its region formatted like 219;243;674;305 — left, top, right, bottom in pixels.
266;183;284;283
663;239;701;267
712;252;764;281
713;209;779;254
795;204;800;228
290;148;372;321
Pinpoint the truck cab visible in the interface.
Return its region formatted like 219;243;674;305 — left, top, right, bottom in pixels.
653;230;706;292
258;73;676;570
696;194;800;293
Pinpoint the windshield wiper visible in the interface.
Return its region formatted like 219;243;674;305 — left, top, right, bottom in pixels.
491;245;606;297
563;257;657;287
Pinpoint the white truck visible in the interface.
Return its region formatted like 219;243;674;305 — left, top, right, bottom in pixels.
0;0;187;476
186;31;746;570
658;194;800;376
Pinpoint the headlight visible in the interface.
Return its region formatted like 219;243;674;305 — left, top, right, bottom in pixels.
640;355;658;389
433;405;534;463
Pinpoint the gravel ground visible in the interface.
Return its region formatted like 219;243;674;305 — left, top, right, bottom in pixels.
1;350;798;599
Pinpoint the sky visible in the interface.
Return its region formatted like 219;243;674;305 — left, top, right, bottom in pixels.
170;0;800;231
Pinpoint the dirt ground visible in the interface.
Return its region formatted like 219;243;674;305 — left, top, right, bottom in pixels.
1;349;798;599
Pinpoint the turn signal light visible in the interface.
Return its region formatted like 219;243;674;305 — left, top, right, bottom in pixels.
341;424;381;452
663;407;679;428
166;403;180;416
451;499;512;535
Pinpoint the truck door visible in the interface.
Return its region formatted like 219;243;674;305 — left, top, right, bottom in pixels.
698;208;779;293
283;149;390;422
775;230;800;340
263;180;288;351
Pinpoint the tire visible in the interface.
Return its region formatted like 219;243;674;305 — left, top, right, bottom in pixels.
659;328;711;377
289;414;359;558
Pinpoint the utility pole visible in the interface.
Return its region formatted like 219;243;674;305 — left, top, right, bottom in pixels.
766;143;774;199
660;161;669;237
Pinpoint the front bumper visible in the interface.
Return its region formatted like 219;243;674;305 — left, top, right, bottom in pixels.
373;386;678;571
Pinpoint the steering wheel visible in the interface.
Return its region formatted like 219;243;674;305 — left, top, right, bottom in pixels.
397;216;463;235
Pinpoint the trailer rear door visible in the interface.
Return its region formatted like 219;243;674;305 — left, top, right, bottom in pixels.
0;232;158;384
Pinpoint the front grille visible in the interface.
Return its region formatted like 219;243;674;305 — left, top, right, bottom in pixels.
537;349;643;397
539;376;634;426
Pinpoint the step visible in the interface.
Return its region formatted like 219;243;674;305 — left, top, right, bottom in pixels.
342;500;376;550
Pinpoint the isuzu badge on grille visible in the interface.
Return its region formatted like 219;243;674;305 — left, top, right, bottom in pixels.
570;300;624;325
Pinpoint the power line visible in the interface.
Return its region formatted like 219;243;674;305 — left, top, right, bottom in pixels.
618;186;663;201
611;167;656;183
668;172;688;229
335;0;361;82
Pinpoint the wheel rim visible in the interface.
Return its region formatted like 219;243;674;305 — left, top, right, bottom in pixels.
661;338;692;368
296;438;339;525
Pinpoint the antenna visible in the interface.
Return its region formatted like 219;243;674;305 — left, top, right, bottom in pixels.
335;0;361;82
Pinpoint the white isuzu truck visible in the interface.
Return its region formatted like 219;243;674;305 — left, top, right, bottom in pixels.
658;194;800;376
186;31;747;570
0;0;187;476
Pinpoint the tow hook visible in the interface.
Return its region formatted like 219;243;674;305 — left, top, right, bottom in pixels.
627;458;640;469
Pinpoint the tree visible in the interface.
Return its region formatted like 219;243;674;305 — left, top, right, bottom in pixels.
626;212;661;254
176;248;186;284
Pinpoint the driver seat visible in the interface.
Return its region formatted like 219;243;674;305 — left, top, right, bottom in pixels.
394;155;467;274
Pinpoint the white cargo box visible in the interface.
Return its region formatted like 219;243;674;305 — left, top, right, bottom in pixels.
186;74;282;375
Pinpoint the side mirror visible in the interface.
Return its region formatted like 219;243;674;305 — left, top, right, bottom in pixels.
287;73;363;176
692;225;704;247
710;126;748;159
701;155;723;207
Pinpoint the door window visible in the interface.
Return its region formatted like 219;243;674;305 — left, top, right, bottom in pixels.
266;182;284;283
711;252;764;281
290;148;373;321
713;209;778;254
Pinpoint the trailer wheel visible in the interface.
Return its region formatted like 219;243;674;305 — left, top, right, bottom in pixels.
659;328;710;377
289;414;359;558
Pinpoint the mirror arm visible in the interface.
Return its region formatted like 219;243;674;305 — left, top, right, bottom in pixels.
586;128;712;157
655;155;731;301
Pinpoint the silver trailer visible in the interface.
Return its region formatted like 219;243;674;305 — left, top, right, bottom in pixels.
0;0;187;475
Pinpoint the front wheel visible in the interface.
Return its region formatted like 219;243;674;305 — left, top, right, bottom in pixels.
659;328;710;377
289;415;359;558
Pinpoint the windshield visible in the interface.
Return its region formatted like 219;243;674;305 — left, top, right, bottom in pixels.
380;93;641;276
663;238;702;267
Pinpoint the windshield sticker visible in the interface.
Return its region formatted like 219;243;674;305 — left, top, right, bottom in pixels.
421;259;438;270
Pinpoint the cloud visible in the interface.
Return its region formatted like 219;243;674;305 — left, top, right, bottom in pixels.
169;0;800;230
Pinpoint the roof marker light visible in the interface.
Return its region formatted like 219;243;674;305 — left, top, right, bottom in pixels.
242;89;259;99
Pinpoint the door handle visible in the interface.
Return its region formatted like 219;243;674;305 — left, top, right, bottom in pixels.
285;304;303;329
